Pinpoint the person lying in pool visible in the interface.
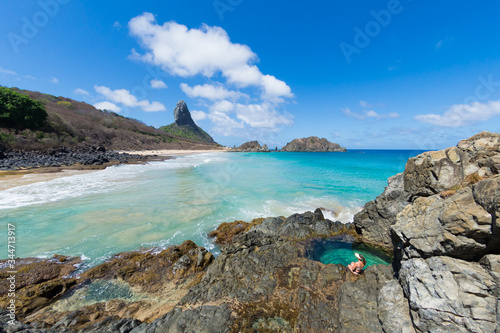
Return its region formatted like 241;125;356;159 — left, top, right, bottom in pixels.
348;253;366;274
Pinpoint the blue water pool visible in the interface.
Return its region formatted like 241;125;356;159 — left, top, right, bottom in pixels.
307;235;392;267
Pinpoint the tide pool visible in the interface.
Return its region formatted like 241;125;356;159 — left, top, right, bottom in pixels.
0;150;422;269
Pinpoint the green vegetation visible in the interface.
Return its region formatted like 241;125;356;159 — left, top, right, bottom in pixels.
57;101;73;108
160;123;214;143
0;87;48;129
0;132;15;143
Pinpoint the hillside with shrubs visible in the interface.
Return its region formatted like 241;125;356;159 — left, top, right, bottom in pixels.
0;87;220;151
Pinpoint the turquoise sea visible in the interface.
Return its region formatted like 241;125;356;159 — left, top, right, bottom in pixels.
0;150;422;269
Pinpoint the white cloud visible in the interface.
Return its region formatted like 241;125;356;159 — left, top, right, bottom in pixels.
341;107;365;120
435;40;443;50
127;13;295;136
342;107;399;120
150;79;167;89
180;83;246;101
210;100;235;113
234;103;293;129
359;100;369;108
113;21;123;29
24;75;37;80
0;68;17;75
191;110;207;122
94;85;166;112
128;13;293;102
209;111;245;136
94;101;121;112
49;77;59;84
74;88;89;96
200;100;294;136
415;99;500;127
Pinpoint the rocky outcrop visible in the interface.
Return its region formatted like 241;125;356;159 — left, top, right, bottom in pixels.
160;100;215;143
354;131;500;248
281;136;347;152
354;173;410;247
207;218;265;244
353;131;500;333
399;255;499;333
173;100;197;128
230;140;271;152
392;182;497;261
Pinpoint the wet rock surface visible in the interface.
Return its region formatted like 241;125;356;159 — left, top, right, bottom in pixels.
0;255;81;321
1;242;214;332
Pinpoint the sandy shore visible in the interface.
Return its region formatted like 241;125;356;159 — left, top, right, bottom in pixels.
119;149;229;156
0;169;98;191
0;150;226;191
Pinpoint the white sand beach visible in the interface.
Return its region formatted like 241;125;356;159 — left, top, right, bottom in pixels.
119;149;229;156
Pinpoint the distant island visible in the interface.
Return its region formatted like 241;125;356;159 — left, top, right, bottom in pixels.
229;137;347;153
231;140;271;152
281;136;347;152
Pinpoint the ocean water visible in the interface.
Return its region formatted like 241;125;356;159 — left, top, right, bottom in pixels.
0;150;422;269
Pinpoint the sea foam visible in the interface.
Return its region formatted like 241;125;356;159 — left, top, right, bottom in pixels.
0;153;226;210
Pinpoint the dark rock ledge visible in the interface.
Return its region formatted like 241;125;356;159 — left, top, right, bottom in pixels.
1;132;499;333
0;146;169;172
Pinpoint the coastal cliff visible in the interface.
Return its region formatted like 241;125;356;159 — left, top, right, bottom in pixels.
281;136;346;152
354;131;500;332
1;132;499;332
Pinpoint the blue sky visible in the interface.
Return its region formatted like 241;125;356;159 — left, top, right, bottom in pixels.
1;0;500;149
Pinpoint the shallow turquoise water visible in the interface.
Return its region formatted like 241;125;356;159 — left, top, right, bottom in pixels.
0;150;421;268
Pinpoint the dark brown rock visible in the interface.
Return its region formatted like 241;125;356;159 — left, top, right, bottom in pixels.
207;218;265;244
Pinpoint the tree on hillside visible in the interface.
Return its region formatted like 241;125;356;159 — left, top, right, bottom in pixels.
0;87;47;129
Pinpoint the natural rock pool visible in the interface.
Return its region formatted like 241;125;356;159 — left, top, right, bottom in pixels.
306;234;392;267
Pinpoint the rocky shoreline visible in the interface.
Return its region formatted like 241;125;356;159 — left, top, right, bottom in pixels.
1;132;499;332
0;147;169;172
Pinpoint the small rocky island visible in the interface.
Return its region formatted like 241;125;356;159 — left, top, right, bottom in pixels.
230;140;271;152
281;136;347;152
1;132;499;332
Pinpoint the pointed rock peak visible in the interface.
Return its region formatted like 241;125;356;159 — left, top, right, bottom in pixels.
174;100;196;127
